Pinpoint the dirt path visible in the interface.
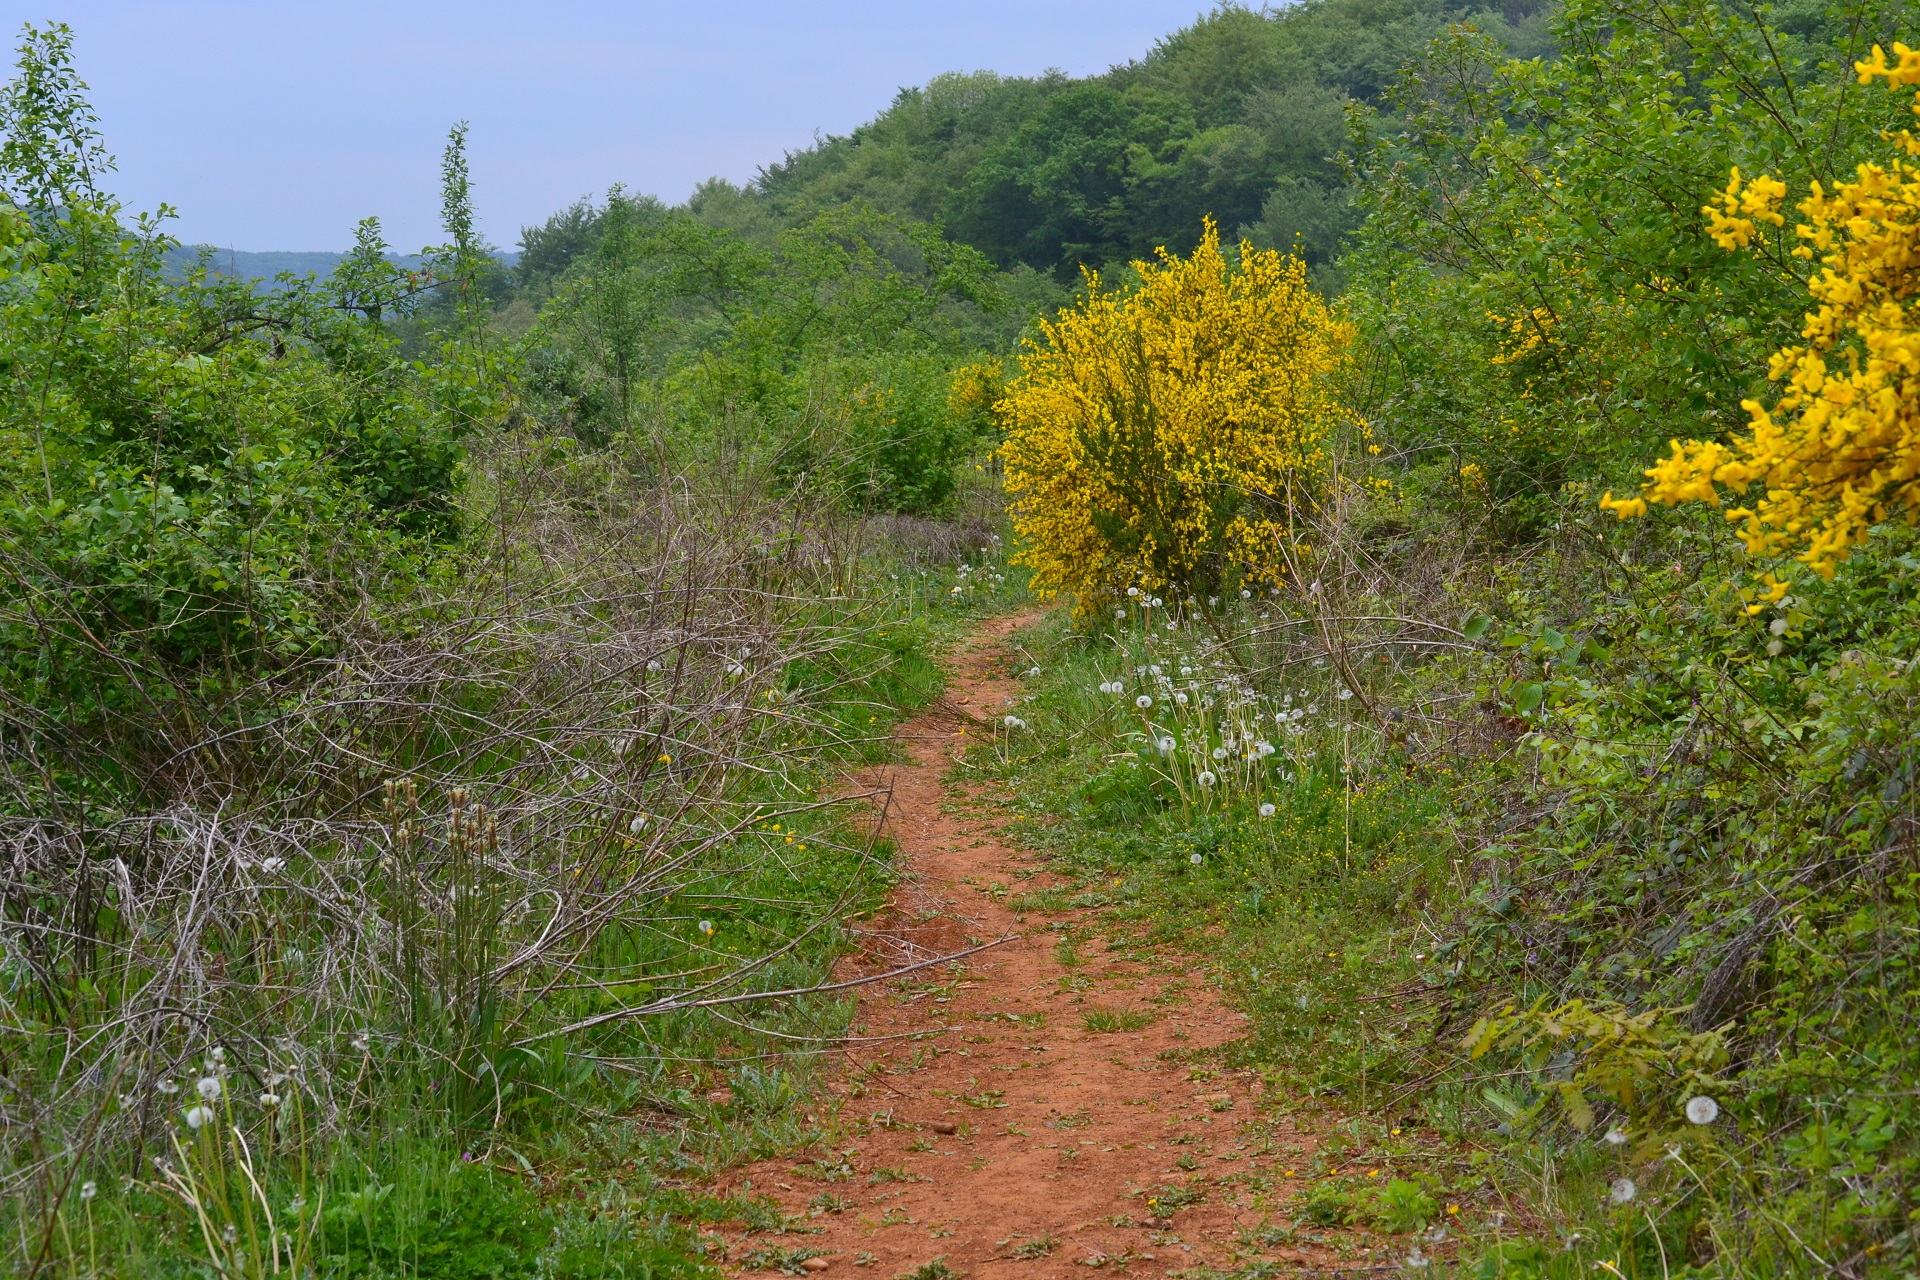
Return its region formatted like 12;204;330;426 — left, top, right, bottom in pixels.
710;615;1397;1276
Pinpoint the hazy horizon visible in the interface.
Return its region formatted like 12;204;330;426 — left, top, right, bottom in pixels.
5;1;1214;252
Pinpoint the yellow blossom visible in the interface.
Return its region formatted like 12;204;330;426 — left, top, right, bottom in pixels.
1605;47;1920;577
998;220;1354;609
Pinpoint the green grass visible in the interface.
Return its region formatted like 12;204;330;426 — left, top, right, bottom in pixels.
1080;1007;1153;1032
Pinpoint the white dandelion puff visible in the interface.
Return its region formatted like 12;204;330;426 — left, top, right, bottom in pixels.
184;1105;213;1130
1136;695;1153;709
1174;692;1189;706
1685;1096;1720;1125
1212;747;1227;761
1197;771;1216;788
196;1076;222;1101
1157;737;1176;754
1127;586;1140;597
1604;1127;1627;1146
80;1181;97;1201
1609;1177;1637;1204
1259;803;1276;818
1189;853;1203;865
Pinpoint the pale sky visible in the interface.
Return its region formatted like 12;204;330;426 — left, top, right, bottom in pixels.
1;2;1216;250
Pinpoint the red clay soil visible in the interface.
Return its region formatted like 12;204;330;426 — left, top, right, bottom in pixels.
707;614;1408;1277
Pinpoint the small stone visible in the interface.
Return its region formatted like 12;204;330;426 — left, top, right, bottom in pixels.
802;1258;831;1272
929;1119;958;1134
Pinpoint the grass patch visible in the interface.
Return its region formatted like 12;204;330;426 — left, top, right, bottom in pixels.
1080;1007;1154;1033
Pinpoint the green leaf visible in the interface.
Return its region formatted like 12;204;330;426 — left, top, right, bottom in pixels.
1463;613;1494;640
1515;682;1546;715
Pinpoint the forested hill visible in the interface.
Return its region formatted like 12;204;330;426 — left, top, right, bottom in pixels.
522;0;1553;290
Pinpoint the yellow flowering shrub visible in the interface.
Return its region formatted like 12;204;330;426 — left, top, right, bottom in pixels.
1601;46;1920;578
998;221;1353;609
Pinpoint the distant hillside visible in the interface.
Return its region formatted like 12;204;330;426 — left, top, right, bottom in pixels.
522;0;1553;290
163;246;514;284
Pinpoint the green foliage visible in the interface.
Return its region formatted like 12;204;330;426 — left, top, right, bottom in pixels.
1348;0;1920;536
711;1;1553;281
523;197;1004;511
0;25;492;763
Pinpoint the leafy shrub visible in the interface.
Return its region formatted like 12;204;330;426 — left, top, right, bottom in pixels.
1000;219;1353;609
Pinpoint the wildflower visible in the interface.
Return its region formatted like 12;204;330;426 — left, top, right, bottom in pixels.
260;1092;281;1108
699;920;715;937
259;856;285;874
1004;715;1026;729
1136;695;1153;709
1198;771;1216;787
351;1030;371;1053
726;662;746;678
1259;803;1276;817
80;1181;96;1201
1114;607;1126;619
1609;1178;1637;1205
1151;597;1164;608
1128;586;1141;597
196;1076;222;1101
1256;741;1274;757
630;814;649;835
1337;687;1354;701
1685;1096;1720;1125
1157;737;1176;754
184;1105;214;1130
1604;1127;1627;1146
1027;666;1041;677
1211;747;1226;761
156;1078;180;1096
1190;853;1203;865
1174;692;1190;706
1149;664;1162;676
1241;588;1252;599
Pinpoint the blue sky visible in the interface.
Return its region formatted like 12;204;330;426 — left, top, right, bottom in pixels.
3;2;1214;250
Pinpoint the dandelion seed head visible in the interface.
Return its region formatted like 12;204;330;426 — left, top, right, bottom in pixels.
1686;1096;1720;1125
1609;1177;1637;1204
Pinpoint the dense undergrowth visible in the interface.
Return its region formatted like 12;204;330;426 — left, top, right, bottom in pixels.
15;0;1920;1274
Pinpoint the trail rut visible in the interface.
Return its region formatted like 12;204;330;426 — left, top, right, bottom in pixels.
710;614;1403;1276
